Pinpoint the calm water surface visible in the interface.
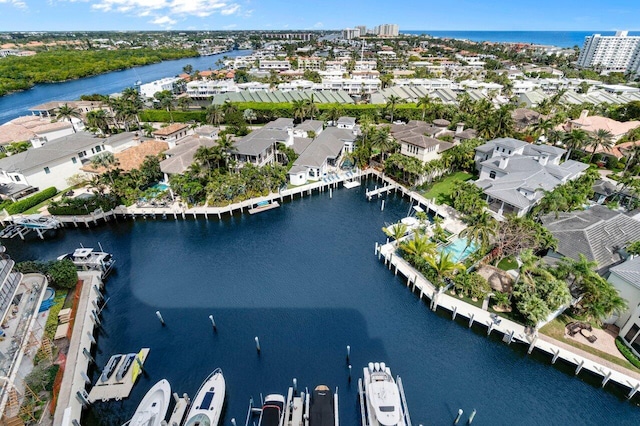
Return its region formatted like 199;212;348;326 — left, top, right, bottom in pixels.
0;50;251;125
4;182;640;426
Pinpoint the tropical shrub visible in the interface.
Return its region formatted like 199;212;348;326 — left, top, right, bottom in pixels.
47;260;78;289
5;187;57;215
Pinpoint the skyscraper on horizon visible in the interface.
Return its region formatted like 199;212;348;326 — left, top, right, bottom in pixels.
577;30;640;75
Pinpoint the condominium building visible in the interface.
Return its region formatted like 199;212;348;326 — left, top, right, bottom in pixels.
342;28;361;40
577;31;640;74
373;24;399;37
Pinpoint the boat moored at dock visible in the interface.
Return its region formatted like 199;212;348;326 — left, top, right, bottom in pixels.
358;362;411;426
184;368;226;426
128;379;171;426
308;385;339;426
99;354;123;383
248;200;280;214
115;352;137;382
258;394;285;426
57;246;115;278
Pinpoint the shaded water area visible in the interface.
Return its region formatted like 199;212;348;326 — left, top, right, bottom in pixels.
0;50;251;125
4;182;640;425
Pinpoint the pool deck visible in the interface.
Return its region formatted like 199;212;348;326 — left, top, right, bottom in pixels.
376;241;640;400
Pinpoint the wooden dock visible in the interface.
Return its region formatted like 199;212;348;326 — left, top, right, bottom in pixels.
88;348;150;403
167;394;190;426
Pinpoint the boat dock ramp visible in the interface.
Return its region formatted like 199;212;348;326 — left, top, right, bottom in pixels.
375;241;640;400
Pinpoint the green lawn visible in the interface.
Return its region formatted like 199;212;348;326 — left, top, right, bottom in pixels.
420;172;473;204
497;256;519;271
540;314;640;373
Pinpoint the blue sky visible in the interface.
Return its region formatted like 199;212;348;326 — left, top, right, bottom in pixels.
0;0;639;31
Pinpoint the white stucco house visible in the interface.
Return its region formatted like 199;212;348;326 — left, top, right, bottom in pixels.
233;119;294;169
0;132;142;196
288;127;356;186
474;138;589;217
611;257;640;357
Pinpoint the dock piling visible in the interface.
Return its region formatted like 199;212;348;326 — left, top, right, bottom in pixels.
628;383;640;399
82;348;94;364
454;409;463;425
575;360;584;375
293;378;297;395
346;345;351;364
452;306;457;320
467;409;476;424
348;364;352;383
552;349;560;364
381;200;385;211
87;331;96;345
231;419;237;426
156;310;165;326
468;313;474;328
255;336;261;354
527;336;538;354
602;371;612;387
80;371;91;385
209;315;217;332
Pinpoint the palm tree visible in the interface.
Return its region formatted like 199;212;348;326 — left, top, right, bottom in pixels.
56;103;81;132
587;129;614;163
206;104;225;126
243;108;257;125
154;91;174;123
400;234;437;259
460;211;497;252
325;105;343;126
532;118;553;141
177;97;192;111
86;109;110;135
622;143;640;173
292;99;307;123
424;252;465;289
382;222;408;245
385;95;403;123
555;254;597;289
305;94;319;120
90;152;120;186
561;129;590;161
370;127;396;162
417;95;432;121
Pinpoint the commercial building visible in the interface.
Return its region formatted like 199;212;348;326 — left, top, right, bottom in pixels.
373;24;399;37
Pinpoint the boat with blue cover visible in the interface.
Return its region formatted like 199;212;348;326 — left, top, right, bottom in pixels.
184;368;226;426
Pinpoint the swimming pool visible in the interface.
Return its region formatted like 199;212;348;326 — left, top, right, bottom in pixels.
441;237;477;262
151;183;169;191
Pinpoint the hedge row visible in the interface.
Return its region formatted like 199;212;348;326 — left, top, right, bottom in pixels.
615;337;640;369
47;194;119;216
139;103;426;125
6;187;57;215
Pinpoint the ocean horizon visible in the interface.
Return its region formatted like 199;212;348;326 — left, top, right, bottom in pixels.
400;30;640;48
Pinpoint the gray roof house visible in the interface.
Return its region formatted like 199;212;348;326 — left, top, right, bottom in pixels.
288;127;356;185
541;205;640;274
293;120;324;138
232;119;294;168
474;138;588;217
0;131;141;195
159;136;218;176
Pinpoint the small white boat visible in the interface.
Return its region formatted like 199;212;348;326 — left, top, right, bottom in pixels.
128;379;171;426
248;200;280;214
358;362;411;426
184;368;226;426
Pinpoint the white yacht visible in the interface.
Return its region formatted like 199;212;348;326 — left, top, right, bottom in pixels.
57;246;115;278
257;394;285;426
358;362;411;426
128;379;171;426
184;368;226;426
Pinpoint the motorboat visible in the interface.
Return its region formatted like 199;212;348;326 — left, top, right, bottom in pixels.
308;385;339;426
115;352;137;382
248;200;280;214
258;394;285;426
12;215;61;229
128;379;171;426
184;368;226;426
100;354;123;383
358;362;411;426
57;246;115;278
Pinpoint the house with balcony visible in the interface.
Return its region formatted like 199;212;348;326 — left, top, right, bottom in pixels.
152;123;190;146
288;127;356;185
391;120;454;163
233;119;294;169
474;138;588;217
613;257;640;358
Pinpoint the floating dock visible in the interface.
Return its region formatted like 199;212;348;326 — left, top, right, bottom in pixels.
87;348;150;403
343;180;361;189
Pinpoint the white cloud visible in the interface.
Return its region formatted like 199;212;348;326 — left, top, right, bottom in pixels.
0;0;27;9
77;0;244;27
150;15;176;28
313;21;323;28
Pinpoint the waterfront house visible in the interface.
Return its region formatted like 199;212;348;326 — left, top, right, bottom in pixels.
613;257;640;357
288;127;356;185
293;120;324;138
232;120;293;169
159;136;218;180
81;139;168;175
541;205;640;274
0;116;74;151
474;138;588;217
391;120;453;163
563;110;640;143
0;132;141;195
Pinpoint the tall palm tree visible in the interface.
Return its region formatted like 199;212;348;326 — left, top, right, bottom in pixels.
424;252;465;289
460;211;497;252
416;95;432;121
561;129;590;161
622;143;640;173
532;118;553;141
385;95;403;123
305;94;319;120
243;108;257;125
325;105;343;126
56;103;81;132
86;109;110;135
370;127;396;162
206;104;225;126
588;129;614;163
292;99;307;124
382;222;408;245
90;152;120;186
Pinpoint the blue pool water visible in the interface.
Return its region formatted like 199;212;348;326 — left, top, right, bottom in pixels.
3;181;640;425
441;237;478;262
150;183;169;192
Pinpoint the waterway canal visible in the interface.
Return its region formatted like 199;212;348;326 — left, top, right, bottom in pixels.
4;184;640;425
0;50;251;125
